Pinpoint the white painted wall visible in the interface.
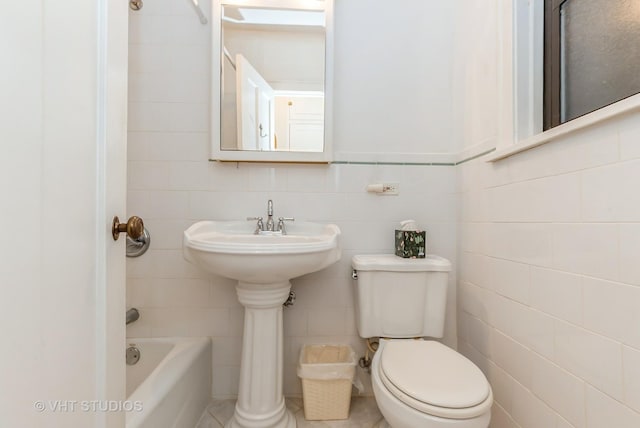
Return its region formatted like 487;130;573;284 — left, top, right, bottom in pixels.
224;27;324;90
126;0;459;398
333;0;458;157
452;0;500;154
1;1;128;427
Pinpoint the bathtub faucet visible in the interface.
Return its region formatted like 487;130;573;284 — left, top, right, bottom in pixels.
126;308;140;325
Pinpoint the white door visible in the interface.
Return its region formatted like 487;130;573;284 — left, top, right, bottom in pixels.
100;1;130;427
0;1;128;427
236;54;275;150
273;95;325;152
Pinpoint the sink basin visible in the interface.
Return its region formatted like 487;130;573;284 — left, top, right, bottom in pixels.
183;220;341;283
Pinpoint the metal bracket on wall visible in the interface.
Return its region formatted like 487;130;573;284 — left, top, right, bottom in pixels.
126;227;151;257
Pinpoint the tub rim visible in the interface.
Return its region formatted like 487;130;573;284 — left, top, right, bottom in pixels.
125;336;211;426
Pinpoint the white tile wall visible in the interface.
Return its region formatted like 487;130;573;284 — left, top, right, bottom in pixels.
510;381;557;428
490;404;519;428
585;386;640;428
623;345;640;413
529;268;583;327
529;354;586;428
457;1;640;420
458;110;640;428
126;1;459;399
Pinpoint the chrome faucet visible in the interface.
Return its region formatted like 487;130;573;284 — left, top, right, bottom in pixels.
266;200;275;231
247;200;294;234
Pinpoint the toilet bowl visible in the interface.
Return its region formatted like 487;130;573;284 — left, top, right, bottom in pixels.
351;254;492;427
370;339;492;428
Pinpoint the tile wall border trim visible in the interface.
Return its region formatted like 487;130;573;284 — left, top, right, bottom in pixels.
331;148;496;167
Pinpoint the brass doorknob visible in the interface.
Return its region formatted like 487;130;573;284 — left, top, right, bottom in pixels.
112;216;144;241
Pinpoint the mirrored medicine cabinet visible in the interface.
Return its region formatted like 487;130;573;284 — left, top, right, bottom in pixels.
211;0;334;163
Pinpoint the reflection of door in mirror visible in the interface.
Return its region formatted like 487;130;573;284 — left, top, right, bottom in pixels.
236;54;275;151
274;94;324;152
220;4;325;152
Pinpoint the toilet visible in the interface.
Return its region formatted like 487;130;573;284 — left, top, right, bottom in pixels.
352;254;492;428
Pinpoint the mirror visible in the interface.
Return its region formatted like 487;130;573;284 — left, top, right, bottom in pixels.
211;0;333;163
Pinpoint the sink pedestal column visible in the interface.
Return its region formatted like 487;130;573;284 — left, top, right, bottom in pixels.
226;281;296;428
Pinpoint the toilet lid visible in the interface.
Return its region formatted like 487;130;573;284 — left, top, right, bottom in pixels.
380;341;491;416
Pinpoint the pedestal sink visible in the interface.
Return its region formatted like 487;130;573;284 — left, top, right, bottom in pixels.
184;220;341;428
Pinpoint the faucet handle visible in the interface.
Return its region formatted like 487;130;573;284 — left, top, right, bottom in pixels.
247;217;264;234
277;217;295;234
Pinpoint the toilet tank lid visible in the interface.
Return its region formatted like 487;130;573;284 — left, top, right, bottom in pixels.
352;254;451;272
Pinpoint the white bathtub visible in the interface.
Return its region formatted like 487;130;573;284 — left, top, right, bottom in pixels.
125;337;211;428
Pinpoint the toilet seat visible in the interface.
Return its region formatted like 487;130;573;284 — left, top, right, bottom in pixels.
378;340;493;420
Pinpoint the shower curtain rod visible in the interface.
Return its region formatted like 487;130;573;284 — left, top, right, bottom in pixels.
189;0;208;25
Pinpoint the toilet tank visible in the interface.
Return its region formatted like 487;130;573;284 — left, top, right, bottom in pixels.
352;254;451;339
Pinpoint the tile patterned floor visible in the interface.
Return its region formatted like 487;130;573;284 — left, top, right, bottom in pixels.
195;397;384;428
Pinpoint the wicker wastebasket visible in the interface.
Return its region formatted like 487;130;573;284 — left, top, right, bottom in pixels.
297;344;357;421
